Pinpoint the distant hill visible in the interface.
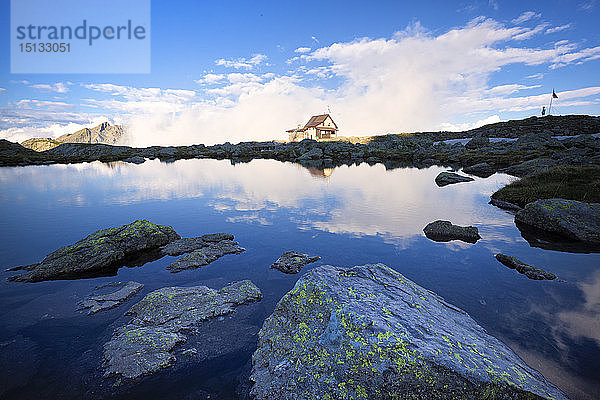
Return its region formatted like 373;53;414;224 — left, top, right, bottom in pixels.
21;122;126;151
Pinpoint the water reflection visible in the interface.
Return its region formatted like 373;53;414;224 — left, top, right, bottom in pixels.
0;159;599;399
0;159;516;241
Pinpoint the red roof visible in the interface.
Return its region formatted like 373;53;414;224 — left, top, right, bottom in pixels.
303;114;338;130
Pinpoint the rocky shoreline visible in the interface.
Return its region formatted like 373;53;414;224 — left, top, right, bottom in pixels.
1;116;598;175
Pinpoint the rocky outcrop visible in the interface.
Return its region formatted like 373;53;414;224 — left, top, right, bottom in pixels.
103;280;261;379
502;158;557;177
2;115;600;168
495;254;556;280
56;122;125;145
7;220;180;282
270;251;320;274
166;239;245;272
423;220;481;243
77;281;144;314
462;162;495;178
434;172;474;187
20;138;62;152
250;264;567;400
515;199;600;244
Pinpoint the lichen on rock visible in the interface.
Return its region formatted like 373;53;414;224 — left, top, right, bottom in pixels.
250;264;567;400
8;220;180;282
103;280;262;380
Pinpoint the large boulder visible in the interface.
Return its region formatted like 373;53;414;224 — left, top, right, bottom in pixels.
434;172;474;187
7;220;180;282
250;264;567;400
515;199;600;244
423;220;481;243
103;280;262;379
465;134;489;150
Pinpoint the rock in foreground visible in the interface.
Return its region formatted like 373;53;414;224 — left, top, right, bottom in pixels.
434;172;474;187
250;264;567;400
103;280;262;379
8;220;180;282
78;281;144;315
423;220;481;243
270;251;320;274
495;254;556;280
515;199;600;244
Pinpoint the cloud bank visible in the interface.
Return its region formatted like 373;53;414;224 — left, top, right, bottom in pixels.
2;16;600;146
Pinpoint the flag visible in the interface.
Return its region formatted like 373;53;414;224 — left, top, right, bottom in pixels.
552;89;558;99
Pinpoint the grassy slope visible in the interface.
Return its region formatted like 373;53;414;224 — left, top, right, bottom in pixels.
491;165;600;208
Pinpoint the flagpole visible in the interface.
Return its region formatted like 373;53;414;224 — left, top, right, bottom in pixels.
549;92;553;115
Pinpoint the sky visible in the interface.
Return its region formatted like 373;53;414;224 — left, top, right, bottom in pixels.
1;0;599;146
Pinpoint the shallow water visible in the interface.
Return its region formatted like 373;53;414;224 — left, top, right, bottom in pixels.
0;159;598;400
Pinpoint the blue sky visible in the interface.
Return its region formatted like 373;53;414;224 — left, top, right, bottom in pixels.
1;0;599;145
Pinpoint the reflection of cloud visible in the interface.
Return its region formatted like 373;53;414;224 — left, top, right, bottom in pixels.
226;214;272;226
557;270;600;346
0;159;515;244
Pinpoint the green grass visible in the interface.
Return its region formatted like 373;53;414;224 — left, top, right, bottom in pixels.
491;165;600;208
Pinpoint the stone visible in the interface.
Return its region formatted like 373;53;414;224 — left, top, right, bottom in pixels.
167;240;245;272
77;281;144;315
103;280;262;379
495;254;556;280
423;220;481;243
462;162;495;178
489;198;522;212
465;134;489;150
515;199;600;244
270;251;320;274
201;232;235;242
8;220;180;282
250;264;567;400
122;156;145;164
434;172;474;187
160;237;207;256
297;147;324;161
502;158;557;177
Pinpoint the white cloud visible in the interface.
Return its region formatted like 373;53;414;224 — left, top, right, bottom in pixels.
546;24;572;34
5;17;600;147
295;47;311;53
215;54;267;69
488;0;499;10
196;73;225;84
30;82;71;93
512;11;541;24
512;23;549;40
0;88;6;92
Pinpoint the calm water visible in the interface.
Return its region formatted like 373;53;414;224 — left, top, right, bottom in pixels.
0;159;598;400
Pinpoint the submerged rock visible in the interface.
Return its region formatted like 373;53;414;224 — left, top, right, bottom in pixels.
167;240;245;272
77;281;144;315
434;171;474;187
270;251;320;274
250;264;566;400
423;220;481;243
8;220;180;282
103;280;262;379
515;199;600;244
495;254;556;280
489;198;522;212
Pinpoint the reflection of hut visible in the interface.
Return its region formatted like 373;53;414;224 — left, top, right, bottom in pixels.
306;167;334;178
287;114;338;141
